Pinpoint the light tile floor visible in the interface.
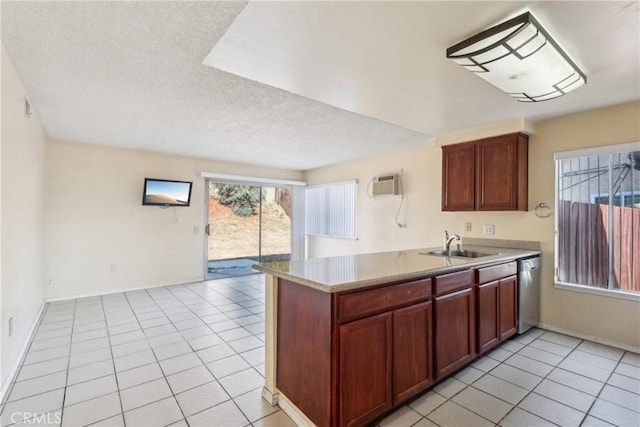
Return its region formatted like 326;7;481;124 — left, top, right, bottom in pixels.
1;274;638;427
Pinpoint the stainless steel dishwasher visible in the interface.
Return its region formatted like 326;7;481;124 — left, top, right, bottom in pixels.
518;256;541;334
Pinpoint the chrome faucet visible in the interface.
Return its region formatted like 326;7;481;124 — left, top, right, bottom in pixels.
444;230;461;251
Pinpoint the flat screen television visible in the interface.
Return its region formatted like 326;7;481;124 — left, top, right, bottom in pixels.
142;178;193;207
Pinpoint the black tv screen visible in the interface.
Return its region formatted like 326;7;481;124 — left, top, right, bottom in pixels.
142;178;193;207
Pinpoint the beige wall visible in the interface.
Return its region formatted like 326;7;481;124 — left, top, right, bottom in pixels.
530;102;639;349
305;101;640;348
1;45;47;390
44;140;303;299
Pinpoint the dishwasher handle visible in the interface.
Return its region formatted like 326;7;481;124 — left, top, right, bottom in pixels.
519;256;541;271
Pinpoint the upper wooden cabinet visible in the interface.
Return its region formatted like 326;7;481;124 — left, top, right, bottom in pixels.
442;133;529;211
441;142;475;211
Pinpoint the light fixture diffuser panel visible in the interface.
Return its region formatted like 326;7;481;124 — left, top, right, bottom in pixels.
447;12;586;102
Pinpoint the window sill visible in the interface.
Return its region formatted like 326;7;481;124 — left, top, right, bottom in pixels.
306;234;358;240
555;282;640;302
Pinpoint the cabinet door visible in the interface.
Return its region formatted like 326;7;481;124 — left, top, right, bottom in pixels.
442;142;475;211
477;281;499;354
339;312;392;427
434;288;475;379
499;276;518;341
393;301;433;404
476;134;528;211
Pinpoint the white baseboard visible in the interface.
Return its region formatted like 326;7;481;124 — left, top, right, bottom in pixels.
538;322;640;353
0;300;47;405
261;386;278;406
277;392;316;427
45;278;205;303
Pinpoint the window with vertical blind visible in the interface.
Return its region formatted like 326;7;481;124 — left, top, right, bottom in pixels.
554;142;640;299
305;180;357;239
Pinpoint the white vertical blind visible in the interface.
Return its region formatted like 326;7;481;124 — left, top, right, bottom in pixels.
305;180;357;239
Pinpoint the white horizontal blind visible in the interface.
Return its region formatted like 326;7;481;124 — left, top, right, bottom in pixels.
306;180;357;239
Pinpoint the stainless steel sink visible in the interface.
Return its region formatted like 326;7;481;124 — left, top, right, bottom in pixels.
421;249;497;258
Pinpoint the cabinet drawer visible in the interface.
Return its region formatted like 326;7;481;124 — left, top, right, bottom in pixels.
477;262;517;284
338;279;432;322
433;270;473;296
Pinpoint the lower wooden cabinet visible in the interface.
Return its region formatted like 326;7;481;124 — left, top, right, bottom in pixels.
434;287;476;379
339;301;434;426
339;312;393;427
392;301;433;404
498;276;518;341
276;265;520;427
477;275;518;354
477;280;500;354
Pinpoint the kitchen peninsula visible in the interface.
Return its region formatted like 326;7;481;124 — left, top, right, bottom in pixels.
254;243;540;427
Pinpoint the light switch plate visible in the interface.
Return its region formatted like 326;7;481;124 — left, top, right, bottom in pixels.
483;224;495;235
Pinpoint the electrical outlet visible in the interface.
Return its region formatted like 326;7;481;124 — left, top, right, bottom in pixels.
483;224;495;235
9;317;14;337
110;262;117;273
465;222;472;232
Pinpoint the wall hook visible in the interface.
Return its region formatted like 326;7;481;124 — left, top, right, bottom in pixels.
534;203;552;218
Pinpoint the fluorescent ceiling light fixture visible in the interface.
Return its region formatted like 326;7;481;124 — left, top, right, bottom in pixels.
446;12;586;102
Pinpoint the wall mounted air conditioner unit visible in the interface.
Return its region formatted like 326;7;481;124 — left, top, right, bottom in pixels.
373;174;400;196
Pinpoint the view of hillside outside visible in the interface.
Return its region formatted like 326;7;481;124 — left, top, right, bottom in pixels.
207;182;291;275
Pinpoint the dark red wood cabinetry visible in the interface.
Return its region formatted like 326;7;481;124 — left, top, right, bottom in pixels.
498;275;518;340
441;142;475;211
277;280;333;426
442;133;529;211
339;313;393;427
338;278;433;426
393;301;433;403
433;270;476;379
277;278;434;427
339;299;435;427
275;261;523;427
476;262;519;354
477;280;500;354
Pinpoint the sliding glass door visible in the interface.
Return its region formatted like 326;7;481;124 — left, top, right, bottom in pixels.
206;181;291;279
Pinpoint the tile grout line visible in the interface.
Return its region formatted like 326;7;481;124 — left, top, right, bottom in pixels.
162;281;265;424
143;281;261;418
58;298;78;427
420;330;635;427
491;332;583;427
124;289;191;426
98;293;127;427
0;302;59;411
193;278;271;423
25;277;638;427
581;349;638;423
1;277;271;427
415;330;567;427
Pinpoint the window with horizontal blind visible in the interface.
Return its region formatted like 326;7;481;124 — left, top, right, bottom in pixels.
305;180;357;239
554;142;640;298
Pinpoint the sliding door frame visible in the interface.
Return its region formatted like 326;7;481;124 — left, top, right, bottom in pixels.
200;172;306;280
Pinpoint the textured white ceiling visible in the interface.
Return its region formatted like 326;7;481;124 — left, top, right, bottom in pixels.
1;1;431;171
206;1;640;136
2;1;639;171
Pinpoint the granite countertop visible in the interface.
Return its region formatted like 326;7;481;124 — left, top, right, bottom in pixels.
254;240;541;293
